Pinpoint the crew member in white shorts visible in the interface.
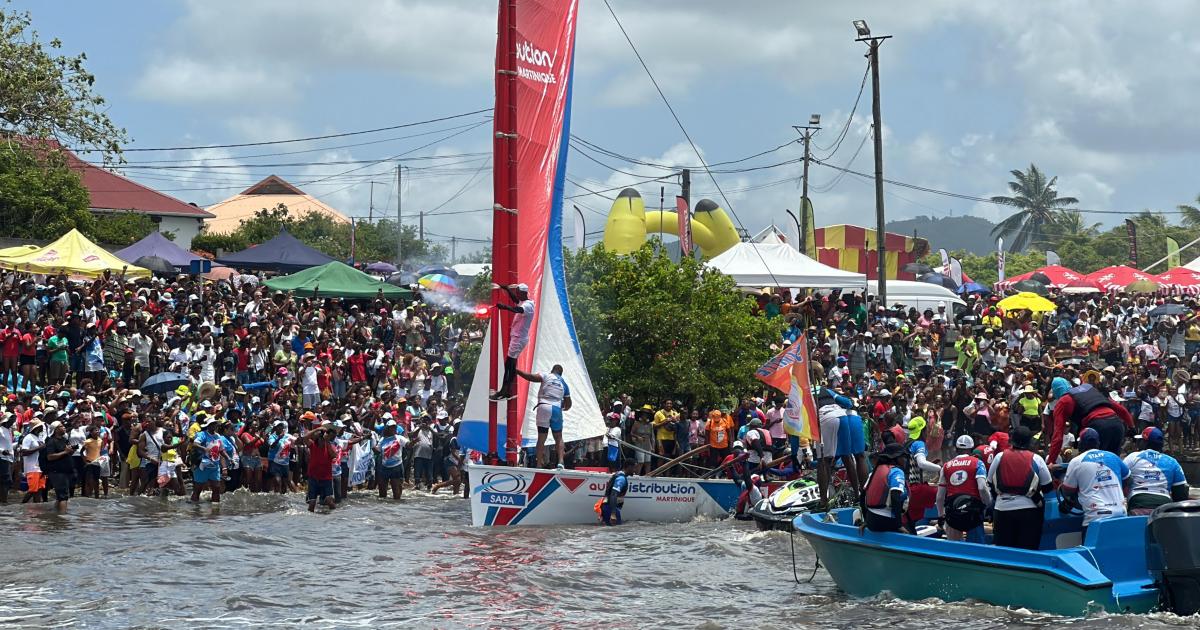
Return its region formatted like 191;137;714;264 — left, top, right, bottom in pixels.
517;364;571;468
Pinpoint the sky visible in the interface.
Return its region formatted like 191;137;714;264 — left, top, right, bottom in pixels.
14;0;1200;258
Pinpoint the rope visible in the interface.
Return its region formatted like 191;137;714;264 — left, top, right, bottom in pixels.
790;527;821;584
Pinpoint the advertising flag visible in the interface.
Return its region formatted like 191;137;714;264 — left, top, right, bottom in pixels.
755;336;819;439
676;196;692;256
1167;236;1181;269
1045;250;1060;266
1125;219;1139;267
802;197;816;259
938;248;951;277
997;237;1006;283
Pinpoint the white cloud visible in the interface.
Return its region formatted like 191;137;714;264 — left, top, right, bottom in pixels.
136;59;287;104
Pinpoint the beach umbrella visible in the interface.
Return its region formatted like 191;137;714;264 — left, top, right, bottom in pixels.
418;265;458;278
1148;303;1189;317
141;372;191;395
203;265;238;281
1061;277;1103;294
1029;271;1053;285
956;282;991;296
1012;279;1050;296
133;255;176;276
902;262;933;275
386;271;417;286
365;261;398;274
1125;279;1160;294
997;292;1057;313
919;272;958;290
418;273;457;292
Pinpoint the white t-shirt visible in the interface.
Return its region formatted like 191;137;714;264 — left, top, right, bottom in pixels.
0;426;13;462
536;372;567;405
987;450;1052;512
507;299;535;357
1063;449;1130;525
21;432;44;473
301;365;320;395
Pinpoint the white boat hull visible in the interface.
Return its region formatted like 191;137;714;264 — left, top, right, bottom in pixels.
467;464;740;526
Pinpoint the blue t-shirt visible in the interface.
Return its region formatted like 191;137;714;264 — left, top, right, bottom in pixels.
380;435;405;468
908;440;928;459
1123;449;1187;499
194;431;222;470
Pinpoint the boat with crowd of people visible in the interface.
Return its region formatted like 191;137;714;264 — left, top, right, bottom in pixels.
794;496;1200;616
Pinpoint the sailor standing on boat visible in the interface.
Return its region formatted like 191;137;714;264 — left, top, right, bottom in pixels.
515;364;571;469
935;435;991;541
861;442;909;533
1060;427;1130;538
490;283;533;401
987;426;1054;550
1123;427;1189;515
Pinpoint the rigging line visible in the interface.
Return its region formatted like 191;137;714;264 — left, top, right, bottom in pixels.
114;121;491;165
812;61;870;157
91;108;492;153
423;158;493;216
601;0;781;286
300;120;490;187
564;174;678;200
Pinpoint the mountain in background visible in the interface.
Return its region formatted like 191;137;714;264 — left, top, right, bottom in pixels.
886;215;999;255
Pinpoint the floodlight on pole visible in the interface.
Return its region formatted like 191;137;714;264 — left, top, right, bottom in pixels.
853;20;870;38
809;114;821;126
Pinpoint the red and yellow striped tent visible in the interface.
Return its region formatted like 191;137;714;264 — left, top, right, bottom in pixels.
812;225;929;280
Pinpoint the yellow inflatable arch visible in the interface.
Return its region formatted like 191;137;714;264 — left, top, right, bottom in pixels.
601;188;740;257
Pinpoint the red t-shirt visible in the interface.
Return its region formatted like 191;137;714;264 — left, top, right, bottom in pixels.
2;328;20;357
306;441;335;481
19;333;36;357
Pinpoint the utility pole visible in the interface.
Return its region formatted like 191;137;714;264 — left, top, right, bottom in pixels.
368;180;382;223
855;20;892;308
451;236;457;262
792;115;821;252
680;168;691;209
395;164;403;265
419;211;425;242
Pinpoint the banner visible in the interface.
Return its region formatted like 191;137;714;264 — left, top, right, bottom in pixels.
997;237;1006;283
1045;250;1060;266
1125;219;1138;267
1167;236;1181;269
347;440;373;486
949;258;963;288
676;196;692;256
801;197;816;259
573;205;585;251
938;248;951;277
755;337;819;440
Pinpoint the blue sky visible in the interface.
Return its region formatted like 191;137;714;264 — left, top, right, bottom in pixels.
14;1;1200;257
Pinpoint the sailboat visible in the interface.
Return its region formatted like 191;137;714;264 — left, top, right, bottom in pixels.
462;0;739;526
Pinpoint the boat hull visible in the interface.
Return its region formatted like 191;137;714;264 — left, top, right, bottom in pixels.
468;464;739;526
795;506;1158;617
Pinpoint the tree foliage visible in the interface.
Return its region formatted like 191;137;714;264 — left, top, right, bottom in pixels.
89;212;159;247
564;244;783;407
0;144;94;239
990;164;1079;252
191;203;445;264
0;7;127;163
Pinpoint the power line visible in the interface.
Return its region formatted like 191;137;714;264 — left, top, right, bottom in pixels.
570;134;801;172
813;61;870;160
423;158;492;216
94;108;491;153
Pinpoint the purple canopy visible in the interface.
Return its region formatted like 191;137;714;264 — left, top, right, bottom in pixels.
365;261;397;274
116;231;206;268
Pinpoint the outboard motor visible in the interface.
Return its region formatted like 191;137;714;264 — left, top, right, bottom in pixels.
1146;500;1200;616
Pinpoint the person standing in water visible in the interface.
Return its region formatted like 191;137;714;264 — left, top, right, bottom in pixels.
490;283;532;401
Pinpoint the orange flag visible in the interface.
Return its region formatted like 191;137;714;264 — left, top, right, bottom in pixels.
756;337;820;439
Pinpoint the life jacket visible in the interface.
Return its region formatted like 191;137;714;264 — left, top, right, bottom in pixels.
1067;384;1108;431
864;464;896;509
995;449;1037;496
941;454;983;500
974;444;997;469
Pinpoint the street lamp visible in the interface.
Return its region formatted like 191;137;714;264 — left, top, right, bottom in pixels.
854;19;891;308
809;113;821;126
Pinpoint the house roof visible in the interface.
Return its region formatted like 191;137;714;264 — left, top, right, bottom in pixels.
204;175;350;235
64;152;213;218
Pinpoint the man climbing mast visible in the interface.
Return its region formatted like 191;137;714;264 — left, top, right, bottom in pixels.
490;282;534;401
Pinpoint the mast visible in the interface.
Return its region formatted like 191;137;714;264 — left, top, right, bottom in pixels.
490;0;520;463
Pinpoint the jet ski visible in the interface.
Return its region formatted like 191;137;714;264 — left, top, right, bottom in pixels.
748;477;821;531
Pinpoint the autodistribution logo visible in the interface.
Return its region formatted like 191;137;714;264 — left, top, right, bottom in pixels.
515;39;556;84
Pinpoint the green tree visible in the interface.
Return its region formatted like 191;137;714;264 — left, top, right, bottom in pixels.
0;144;94;239
990;164;1079;252
565;244;782;406
1178;194;1200;228
0;7;127;163
89;212;159;247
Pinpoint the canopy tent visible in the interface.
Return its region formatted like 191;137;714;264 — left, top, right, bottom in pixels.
0;245;38;257
263;261;413;299
1155;268;1200;295
1084;265;1157;292
0;229;150;278
705;234;866;288
215;230;336;273
115;231;209;268
994;265;1082;291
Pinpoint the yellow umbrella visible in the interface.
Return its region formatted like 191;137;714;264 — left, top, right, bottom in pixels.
997;292;1057;313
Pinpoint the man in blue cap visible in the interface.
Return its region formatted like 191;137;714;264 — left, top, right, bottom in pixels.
1123;427;1189;515
1061;427;1130;538
1046;377;1133;466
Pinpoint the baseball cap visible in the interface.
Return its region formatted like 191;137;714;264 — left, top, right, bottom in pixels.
905;416;926;440
516;283;529;292
385;419;398;428
1140;427;1165;444
955;435;974;450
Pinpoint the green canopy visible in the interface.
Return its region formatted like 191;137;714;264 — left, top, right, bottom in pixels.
263;261;413;299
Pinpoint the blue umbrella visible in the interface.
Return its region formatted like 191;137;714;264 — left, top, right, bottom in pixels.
365;261;397;274
957;282;991;295
919;272;958;290
417;265;458;278
141;372;191;395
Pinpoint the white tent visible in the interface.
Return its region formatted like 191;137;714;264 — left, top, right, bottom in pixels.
705;233;867;288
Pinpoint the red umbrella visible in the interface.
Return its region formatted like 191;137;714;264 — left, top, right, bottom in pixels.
1061;277;1104;294
1155;269;1200;295
1084;265;1157;292
994;265;1082;291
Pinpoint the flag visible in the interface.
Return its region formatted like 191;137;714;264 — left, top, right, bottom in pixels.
348;217;357;266
756;337;819;440
1167;236;1180;269
938;248;951;277
802;197;816;259
997;237;1006;283
573;205;586;251
676;196;692;255
1045;250;1060;266
949;258;963;288
1125;219;1138;267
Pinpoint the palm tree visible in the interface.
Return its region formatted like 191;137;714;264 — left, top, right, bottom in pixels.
1178;194;1200;228
1042;210;1099;244
990;164;1079;252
